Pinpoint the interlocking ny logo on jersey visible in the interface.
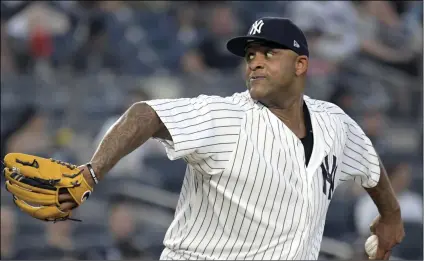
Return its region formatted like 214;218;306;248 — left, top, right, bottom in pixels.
249;20;264;35
320;155;337;200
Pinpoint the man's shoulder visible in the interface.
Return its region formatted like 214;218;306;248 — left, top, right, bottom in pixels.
304;96;357;126
304;96;346;115
198;90;251;101
196;91;255;109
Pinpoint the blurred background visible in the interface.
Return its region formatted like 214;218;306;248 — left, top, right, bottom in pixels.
0;0;422;260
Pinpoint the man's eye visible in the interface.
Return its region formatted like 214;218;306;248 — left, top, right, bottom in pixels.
246;53;254;61
266;51;274;58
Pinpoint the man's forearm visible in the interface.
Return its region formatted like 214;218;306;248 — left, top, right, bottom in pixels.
87;102;164;180
365;158;401;217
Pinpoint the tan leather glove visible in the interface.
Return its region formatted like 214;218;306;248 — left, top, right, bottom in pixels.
3;153;93;222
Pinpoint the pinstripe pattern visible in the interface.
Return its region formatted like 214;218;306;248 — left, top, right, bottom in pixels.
144;91;380;260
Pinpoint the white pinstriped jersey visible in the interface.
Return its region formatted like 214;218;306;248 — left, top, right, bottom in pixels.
145;91;380;260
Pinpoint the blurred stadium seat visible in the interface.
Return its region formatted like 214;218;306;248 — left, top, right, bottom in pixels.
392;222;423;260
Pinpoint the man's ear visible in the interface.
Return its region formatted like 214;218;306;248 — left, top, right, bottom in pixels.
295;55;308;76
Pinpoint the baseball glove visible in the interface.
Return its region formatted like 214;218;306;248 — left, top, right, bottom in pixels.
3;153;93;222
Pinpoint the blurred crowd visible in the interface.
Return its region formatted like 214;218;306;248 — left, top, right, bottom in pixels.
1;1;423;260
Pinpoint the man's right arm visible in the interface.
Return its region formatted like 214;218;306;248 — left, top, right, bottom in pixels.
81;102;170;183
79;93;248;186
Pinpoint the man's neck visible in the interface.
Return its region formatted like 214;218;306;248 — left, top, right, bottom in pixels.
267;96;306;138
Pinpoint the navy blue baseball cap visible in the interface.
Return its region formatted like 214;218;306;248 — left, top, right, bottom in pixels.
227;17;309;57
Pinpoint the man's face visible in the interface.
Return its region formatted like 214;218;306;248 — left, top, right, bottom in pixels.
244;43;304;105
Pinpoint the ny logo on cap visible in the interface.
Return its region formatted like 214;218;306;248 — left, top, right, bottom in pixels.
249;20;264;35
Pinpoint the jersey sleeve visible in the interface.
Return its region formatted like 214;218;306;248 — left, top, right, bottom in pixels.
339;115;381;188
144;94;246;165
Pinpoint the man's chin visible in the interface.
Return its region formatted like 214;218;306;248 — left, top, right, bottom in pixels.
248;87;267;101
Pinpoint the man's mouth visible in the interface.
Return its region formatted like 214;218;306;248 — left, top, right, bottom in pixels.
250;76;266;81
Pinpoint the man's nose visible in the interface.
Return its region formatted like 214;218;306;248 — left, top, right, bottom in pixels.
249;53;265;70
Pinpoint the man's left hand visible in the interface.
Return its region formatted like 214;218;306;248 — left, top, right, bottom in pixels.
369;212;405;260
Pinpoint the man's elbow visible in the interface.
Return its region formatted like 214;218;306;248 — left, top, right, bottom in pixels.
128;102;172;141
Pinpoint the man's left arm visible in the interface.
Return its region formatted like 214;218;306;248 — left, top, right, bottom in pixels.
364;157;405;260
333;107;405;260
365;157;400;218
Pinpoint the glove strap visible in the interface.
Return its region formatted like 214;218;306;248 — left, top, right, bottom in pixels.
86;163;99;185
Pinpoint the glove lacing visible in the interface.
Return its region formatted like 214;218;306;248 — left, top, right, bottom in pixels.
50;158;78;170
